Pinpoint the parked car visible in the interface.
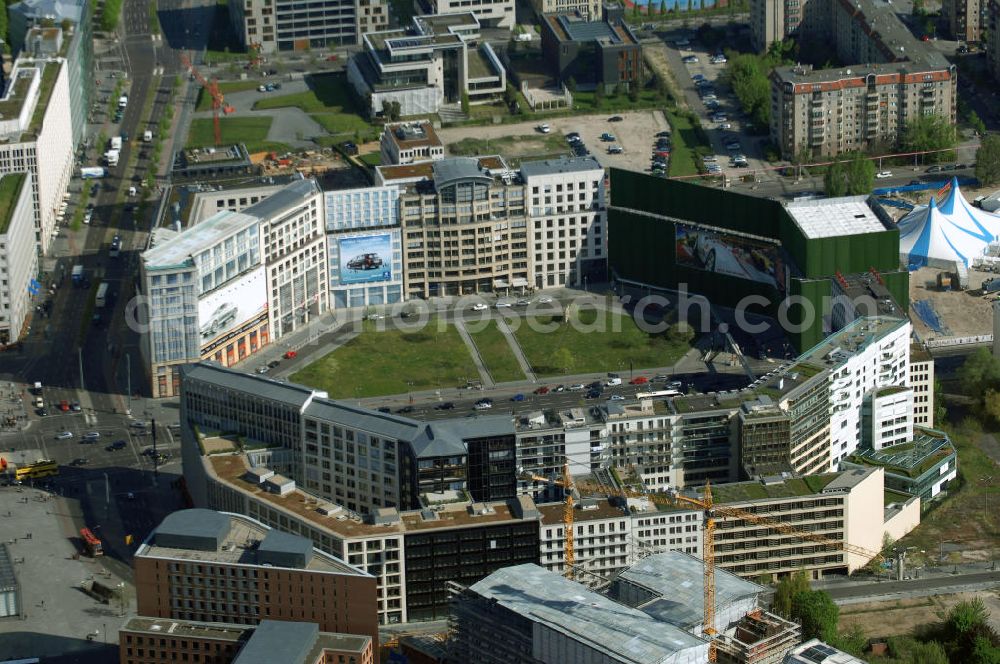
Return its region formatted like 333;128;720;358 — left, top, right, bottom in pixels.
83;431;101;441
283;350;297;359
629;376;649;385
876;171;893;179
471;302;488;311
568;383;586;391
600;132;615;142
553;385;565;392
70;458;89;466
54;431;74;440
537;296;553;304
106;440;127;451
396;406;414;414
435;402;455;410
537;124;551;133
534;386;550;395
511;393;525;402
656;131;672;138
610;394;626;400
495;301;513;308
608;116;623;122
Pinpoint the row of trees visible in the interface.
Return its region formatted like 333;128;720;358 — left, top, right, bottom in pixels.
772;574;1000;662
823;152;875;197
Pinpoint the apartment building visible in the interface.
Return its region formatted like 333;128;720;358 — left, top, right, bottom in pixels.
347;13;506;117
909;343;935;428
324;184;404;310
139;179;328;397
711;466;919;579
376;156;530;298
521;156;606;288
228;0;387;54
943;0;982;42
132;509;378;647
768;0;957;158
379;121;445;166
120;618;373;664
0;173;38;345
0;55;74;254
416;0;515;28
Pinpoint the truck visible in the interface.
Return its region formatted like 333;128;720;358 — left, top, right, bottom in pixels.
110;136;122;151
104;149;119;167
80;166;106;179
95;282;108;308
143;130;152;142
71;265;84;285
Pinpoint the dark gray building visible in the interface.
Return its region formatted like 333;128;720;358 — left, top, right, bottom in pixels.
540;12;644;92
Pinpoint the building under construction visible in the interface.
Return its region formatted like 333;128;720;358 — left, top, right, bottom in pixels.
447;551;803;664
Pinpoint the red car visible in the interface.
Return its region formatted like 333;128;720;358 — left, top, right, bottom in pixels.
283;351;297;359
921;34;931;41
59;400;70;412
326;55;339;61
629;376;649;385
534;386;550;395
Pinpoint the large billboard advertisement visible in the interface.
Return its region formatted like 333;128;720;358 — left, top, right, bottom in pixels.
675;223;787;293
338;234;392;285
198;265;267;345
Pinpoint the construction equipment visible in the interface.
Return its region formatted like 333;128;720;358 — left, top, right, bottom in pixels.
522;462;577;578
585;479;884;662
180;53;235;145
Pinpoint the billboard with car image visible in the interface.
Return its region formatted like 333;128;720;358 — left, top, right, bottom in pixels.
338;233;392;285
675;223;787;293
197;265;268;346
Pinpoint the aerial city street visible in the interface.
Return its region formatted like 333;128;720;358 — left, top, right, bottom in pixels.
0;0;998;660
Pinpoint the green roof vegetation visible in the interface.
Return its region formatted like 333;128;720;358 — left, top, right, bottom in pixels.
710;473;840;504
0;174;27;234
791;362;825;379
876;385;909;397
850;444;955;479
0;75;32;122
884;488;914;506
28;62;61;136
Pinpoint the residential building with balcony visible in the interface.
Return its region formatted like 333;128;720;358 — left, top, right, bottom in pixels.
228;0;387;54
943;0;983;42
768;0;956;159
347;13;506;117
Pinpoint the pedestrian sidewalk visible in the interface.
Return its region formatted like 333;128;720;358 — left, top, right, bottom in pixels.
454;319;494;389
495;317;537;383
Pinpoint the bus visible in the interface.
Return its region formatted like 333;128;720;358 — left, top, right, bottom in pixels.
80;527;103;556
635;389;682;400
95;282;108;308
14;459;58;481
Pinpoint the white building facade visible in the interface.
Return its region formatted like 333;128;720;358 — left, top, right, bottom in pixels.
324;185;403;309
909;344;935;428
522;156;607;289
0;173;38;344
418;0;515;28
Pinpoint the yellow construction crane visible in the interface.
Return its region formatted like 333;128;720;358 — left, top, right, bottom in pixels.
522;461;577;577
589;481;885;662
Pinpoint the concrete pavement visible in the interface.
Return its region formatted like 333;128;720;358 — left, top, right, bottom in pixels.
453;319;495;388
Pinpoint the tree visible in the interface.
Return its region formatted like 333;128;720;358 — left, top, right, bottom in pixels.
791;590;840;643
460;91;470;115
884;637;949;664
552;347;576;374
772;571;810;617
566;76;577;93
390;101;402;121
969;110;988;136
659;0;667;12
957;347;1000;398
503;83;517;106
977;135;1000;186
628;85;639;103
948;598;990;639
824;153;874;196
593;84;604;110
903;115;956;162
912;0;925;15
972;636;1000;664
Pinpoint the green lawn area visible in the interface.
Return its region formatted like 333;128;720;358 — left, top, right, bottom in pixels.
571;87;667;113
253;73;359;113
665;109;712;177
358;152;382;167
290;319;480;398
185;116;289;153
310;112;374;139
468;321;525;384
514;307;696;377
196;81;267;111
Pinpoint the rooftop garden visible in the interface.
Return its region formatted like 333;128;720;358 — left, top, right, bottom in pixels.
0;173;27;234
710;473;839;504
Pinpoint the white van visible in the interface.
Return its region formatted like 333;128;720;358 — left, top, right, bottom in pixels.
605;377;622;386
128;186;137;197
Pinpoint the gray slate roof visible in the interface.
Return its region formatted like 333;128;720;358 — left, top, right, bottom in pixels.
432;158;492;189
468;563;707;663
239;177;319;222
182;363;318;410
233;620;318;664
520;155;602;179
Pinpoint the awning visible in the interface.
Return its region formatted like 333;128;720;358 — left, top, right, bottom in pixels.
512;278;529;287
493;279;510;288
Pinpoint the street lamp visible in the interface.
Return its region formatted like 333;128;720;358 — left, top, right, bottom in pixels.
981;475;993;525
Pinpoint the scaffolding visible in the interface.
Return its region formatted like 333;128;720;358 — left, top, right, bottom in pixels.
714;609;803;664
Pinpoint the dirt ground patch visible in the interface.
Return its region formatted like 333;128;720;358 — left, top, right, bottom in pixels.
838;590;1000;640
909;266;997;340
643;41;688;111
436;111;669;173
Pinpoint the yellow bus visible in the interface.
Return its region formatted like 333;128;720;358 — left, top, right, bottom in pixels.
14;459;58;481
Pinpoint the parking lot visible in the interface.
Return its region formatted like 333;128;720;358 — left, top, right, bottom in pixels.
665;30;773;181
436;111;670;173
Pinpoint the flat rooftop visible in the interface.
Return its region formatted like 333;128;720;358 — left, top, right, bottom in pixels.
0;173;27;234
376;155;506;185
182;145;249;165
708;472;841;504
136;507;368;576
121;617;249;642
467;564;707;662
385;121;442;150
537;499;627;525
142;209;256;269
520;155;603;178
848;429;955;478
785;196;889;239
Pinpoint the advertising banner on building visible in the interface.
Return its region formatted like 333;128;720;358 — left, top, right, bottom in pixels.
338;233;392;285
198;265;267;345
675;223;786;292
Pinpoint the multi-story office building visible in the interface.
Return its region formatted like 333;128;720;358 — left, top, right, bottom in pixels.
9;0;93;149
139;178;328;397
530;0;601;20
347;13;506;117
379;121;445;166
522;156;606;288
909;343;935;428
416;0;515;28
767;0;957;158
377;156;530;298
990;0;1000;82
540;13;644;93
228;0;387;54
120;618;373;664
0;54;74;254
943;0;983;42
133;508;379;646
323;184;404;309
0;173;38;344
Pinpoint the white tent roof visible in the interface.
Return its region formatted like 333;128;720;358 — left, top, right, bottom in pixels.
898;178;1000;271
